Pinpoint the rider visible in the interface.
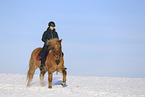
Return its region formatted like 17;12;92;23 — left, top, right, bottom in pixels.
39;21;59;71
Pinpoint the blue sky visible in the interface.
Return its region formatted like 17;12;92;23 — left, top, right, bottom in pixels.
0;0;145;78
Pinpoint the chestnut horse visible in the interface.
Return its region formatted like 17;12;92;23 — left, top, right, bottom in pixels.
27;38;67;88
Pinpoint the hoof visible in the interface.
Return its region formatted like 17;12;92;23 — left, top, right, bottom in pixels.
27;84;30;87
41;83;45;87
61;81;66;86
61;83;65;86
61;83;66;86
48;86;52;88
61;83;67;87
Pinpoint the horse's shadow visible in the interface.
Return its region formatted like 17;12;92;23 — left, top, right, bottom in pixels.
51;76;67;87
52;76;62;86
53;80;62;85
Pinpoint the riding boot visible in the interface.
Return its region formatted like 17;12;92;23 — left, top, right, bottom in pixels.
40;55;47;71
40;45;48;71
64;66;67;70
40;63;44;71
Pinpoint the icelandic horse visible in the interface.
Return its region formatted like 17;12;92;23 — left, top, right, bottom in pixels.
27;38;67;88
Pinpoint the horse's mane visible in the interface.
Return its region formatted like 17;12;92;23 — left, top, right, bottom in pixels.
46;38;61;51
46;38;59;46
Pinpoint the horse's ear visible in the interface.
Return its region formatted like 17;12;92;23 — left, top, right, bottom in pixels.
60;39;62;42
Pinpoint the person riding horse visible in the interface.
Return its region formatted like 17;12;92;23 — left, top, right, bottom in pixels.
39;21;59;71
27;21;67;88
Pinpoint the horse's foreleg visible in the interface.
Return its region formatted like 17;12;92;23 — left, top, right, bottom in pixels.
61;69;67;86
48;73;53;88
40;71;46;86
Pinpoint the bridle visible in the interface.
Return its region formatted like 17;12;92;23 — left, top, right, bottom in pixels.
49;43;61;61
53;51;61;60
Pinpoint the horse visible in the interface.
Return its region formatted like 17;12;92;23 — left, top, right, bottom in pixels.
27;38;67;88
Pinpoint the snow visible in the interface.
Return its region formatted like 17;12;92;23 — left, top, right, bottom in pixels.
0;73;145;97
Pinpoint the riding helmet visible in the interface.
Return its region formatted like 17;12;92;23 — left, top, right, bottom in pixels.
48;21;55;27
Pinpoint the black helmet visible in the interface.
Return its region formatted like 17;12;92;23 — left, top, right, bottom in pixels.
48;21;55;27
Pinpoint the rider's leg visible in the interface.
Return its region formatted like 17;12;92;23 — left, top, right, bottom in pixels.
40;45;48;71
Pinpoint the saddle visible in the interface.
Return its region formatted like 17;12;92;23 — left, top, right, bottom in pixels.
36;54;49;61
36;51;50;61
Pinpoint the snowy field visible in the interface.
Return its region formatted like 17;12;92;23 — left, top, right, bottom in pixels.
0;73;145;97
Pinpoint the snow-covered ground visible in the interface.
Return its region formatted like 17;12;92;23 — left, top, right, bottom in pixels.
0;73;145;97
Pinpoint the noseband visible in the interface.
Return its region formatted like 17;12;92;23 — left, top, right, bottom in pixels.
53;51;61;60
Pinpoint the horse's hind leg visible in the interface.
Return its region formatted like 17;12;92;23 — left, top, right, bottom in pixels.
27;68;36;87
27;60;37;87
40;71;46;86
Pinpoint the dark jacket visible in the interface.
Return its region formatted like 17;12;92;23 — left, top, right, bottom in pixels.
42;27;59;43
38;27;59;58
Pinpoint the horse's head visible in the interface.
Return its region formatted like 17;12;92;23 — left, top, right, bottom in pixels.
46;38;62;60
46;38;62;50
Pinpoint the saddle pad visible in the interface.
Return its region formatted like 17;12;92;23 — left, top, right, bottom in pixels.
36;54;49;61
